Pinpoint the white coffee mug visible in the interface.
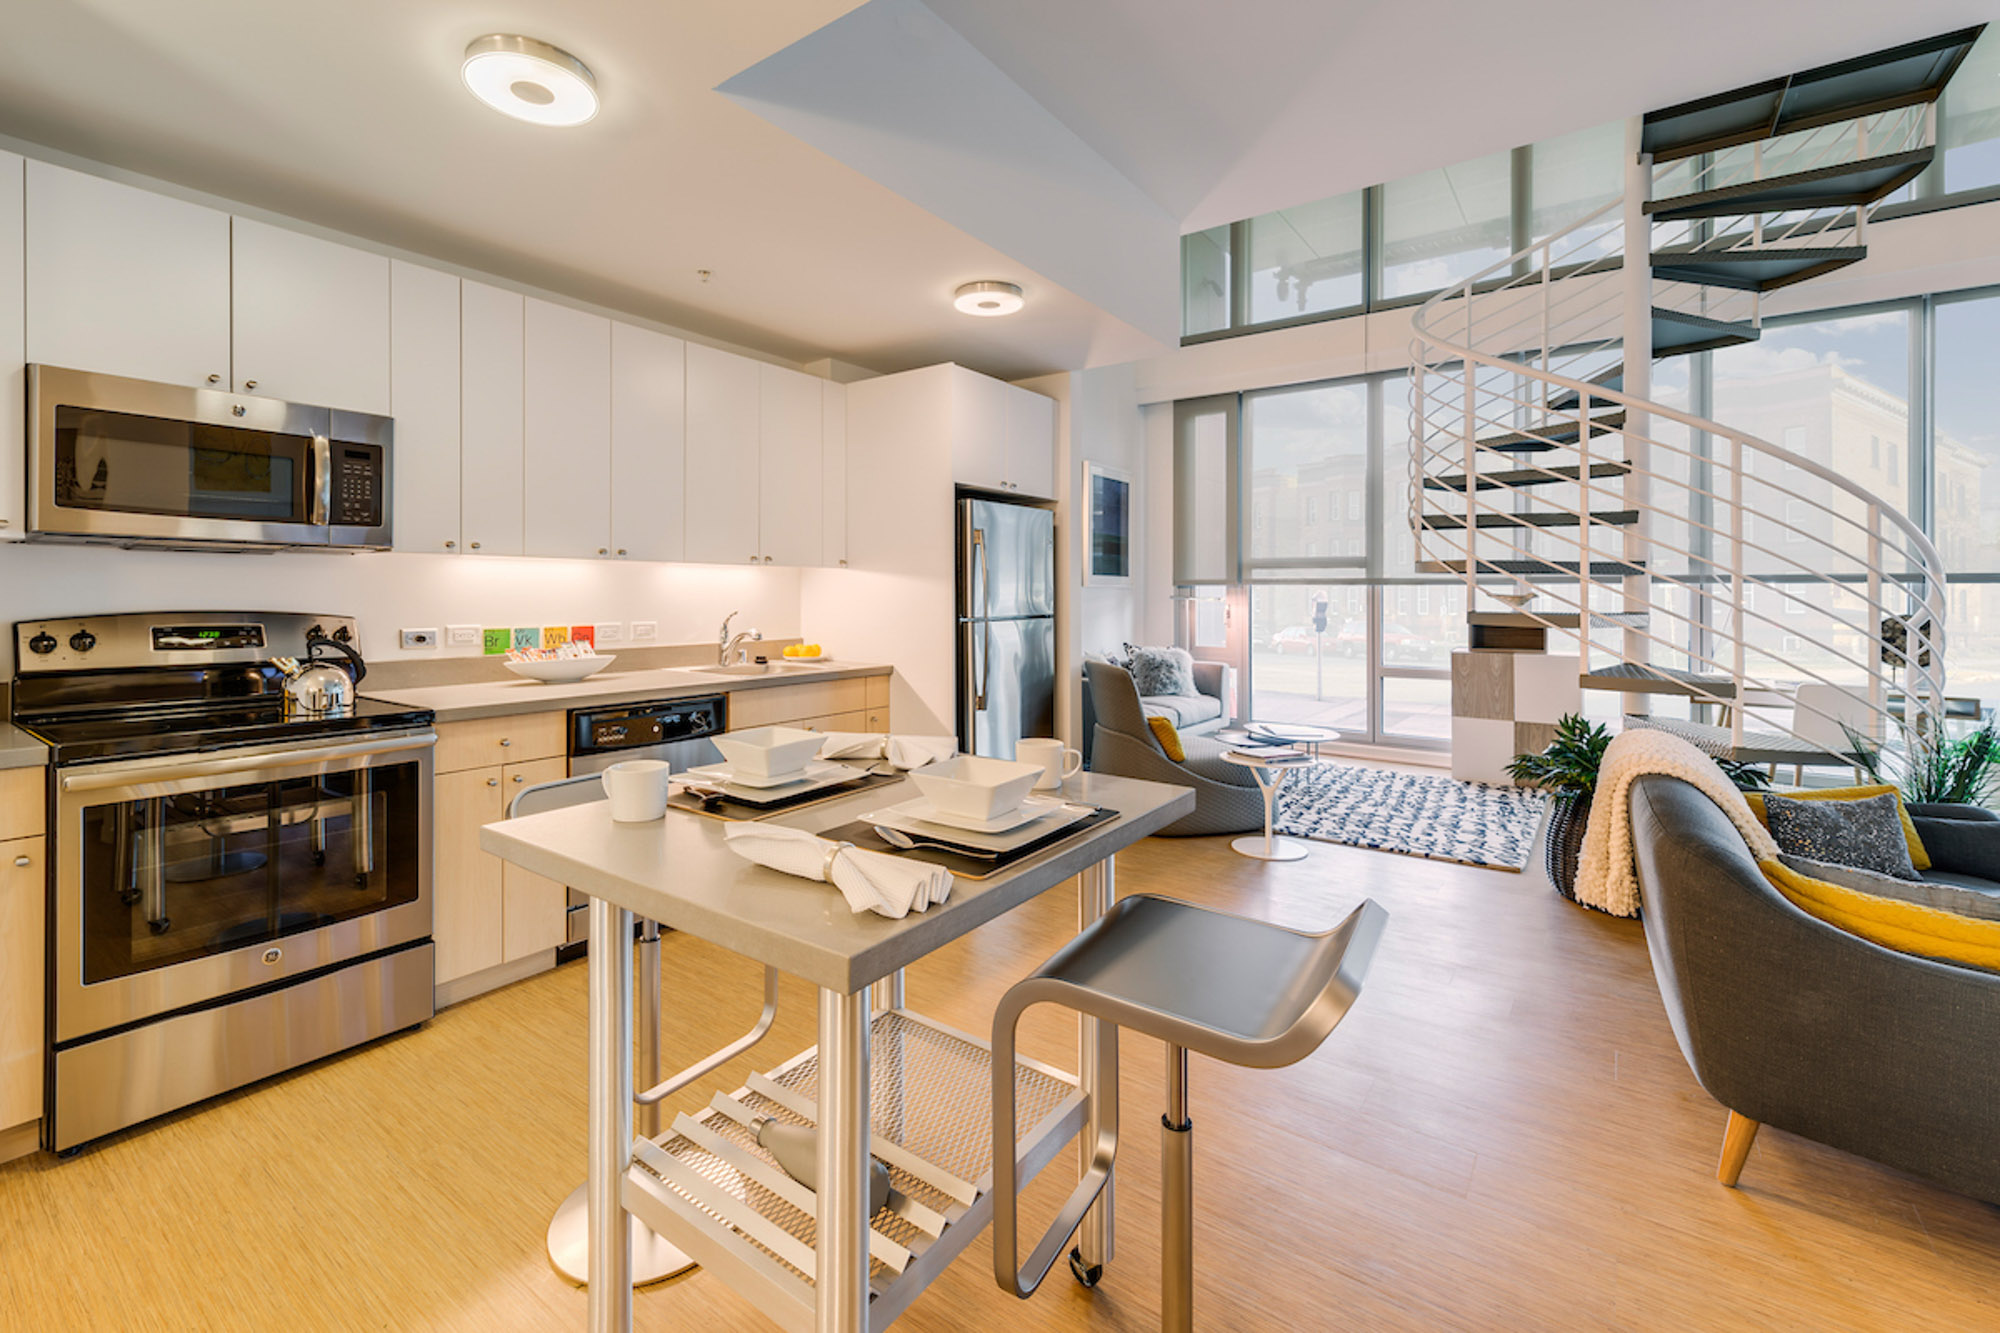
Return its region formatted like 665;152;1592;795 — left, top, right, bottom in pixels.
1016;737;1082;791
602;759;672;822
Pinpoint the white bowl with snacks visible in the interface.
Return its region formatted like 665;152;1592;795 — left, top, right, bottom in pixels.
504;653;615;683
907;754;1044;822
711;726;826;781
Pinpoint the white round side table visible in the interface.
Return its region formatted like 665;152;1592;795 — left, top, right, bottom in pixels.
1220;751;1313;861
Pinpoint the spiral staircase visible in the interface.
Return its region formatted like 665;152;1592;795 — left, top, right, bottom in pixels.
1410;26;1985;764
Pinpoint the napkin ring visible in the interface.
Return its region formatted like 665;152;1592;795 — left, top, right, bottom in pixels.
820;840;853;881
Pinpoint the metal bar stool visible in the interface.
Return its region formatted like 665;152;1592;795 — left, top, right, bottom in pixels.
993;894;1387;1331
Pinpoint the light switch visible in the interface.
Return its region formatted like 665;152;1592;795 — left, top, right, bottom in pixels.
630;621;658;643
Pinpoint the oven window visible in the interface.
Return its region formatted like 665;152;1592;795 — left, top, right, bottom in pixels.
79;761;421;984
54;406;312;524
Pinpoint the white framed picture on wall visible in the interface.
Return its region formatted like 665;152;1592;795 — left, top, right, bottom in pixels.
1085;462;1132;587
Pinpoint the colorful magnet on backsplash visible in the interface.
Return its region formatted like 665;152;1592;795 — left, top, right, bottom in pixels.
512;627;539;651
482;629;509;656
570;626;595;649
542;626;570;650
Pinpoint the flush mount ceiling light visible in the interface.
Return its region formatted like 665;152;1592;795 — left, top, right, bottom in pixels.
462;34;598;127
953;280;1025;317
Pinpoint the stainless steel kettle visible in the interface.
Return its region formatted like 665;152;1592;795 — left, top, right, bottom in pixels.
274;633;367;718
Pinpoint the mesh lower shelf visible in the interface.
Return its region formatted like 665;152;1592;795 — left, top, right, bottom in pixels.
622;1008;1086;1333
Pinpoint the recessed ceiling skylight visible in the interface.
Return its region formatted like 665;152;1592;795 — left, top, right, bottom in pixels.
462;34;598;128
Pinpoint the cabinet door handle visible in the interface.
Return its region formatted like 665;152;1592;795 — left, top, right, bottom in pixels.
748;555;758;563
445;540;456;549
617;548;627;556
499;738;512;747
487;777;499;787
12;856;28;868
206;374;221;385
512;774;525;783
764;555;774;564
243;379;258;390
470;541;482;550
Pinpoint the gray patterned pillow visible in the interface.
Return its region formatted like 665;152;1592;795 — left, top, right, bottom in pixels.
1124;643;1194;697
1780;854;2000;921
1765;792;1920;881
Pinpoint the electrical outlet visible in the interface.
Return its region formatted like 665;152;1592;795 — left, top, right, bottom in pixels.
595;622;625;644
630;620;658;643
446;624;480;647
400;628;440;650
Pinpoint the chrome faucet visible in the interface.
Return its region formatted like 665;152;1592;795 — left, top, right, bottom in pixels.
718;612;762;666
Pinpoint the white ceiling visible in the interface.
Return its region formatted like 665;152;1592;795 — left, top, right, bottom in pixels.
0;2;1988;380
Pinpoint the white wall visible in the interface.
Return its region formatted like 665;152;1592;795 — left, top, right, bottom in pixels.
0;544;799;675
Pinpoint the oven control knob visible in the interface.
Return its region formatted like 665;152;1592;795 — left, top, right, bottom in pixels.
28;632;57;655
333;625;353;644
69;631;97;653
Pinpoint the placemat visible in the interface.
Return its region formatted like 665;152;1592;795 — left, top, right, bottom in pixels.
818;807;1118;880
667;770;905;822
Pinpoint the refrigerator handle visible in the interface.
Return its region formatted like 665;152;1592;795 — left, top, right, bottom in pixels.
976;621;990;711
971;526;990;622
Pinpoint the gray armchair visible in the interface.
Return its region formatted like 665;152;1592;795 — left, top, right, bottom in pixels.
1080;655;1230;765
1084;659;1264;837
1628;775;2000;1204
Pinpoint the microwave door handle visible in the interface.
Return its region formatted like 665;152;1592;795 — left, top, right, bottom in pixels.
310;434;332;527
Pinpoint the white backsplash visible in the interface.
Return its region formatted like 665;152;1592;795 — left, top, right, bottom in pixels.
0;543;802;673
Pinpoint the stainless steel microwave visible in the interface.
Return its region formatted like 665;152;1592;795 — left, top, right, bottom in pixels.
27;364;393;551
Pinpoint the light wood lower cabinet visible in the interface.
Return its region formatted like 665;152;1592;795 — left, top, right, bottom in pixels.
2;836;44;1135
727;676;881;730
431;712;569;991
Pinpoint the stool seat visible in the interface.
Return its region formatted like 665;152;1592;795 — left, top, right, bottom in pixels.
993;893;1386;1329
1016;894;1381;1067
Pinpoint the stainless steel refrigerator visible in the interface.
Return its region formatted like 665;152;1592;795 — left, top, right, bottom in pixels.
958;496;1057;758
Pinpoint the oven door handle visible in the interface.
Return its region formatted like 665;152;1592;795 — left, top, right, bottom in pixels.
60;732;437;794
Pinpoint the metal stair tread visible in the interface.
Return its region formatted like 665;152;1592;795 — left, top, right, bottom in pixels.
1420;510;1639;530
1625;715;1859;767
1414;557;1648;577
1472;411;1626;453
1651;245;1867;293
1650;306;1759;357
1640;27;1985;162
1578;661;1736;700
1426;461;1634;492
1548;368;1625;413
1643;147;1934;222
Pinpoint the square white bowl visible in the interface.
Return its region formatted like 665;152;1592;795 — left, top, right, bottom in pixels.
712;726;825;780
907;754;1044;821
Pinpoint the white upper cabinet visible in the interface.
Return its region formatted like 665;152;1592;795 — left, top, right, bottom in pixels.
459;281;525;556
821;381;848;567
759;363;824;567
610;323;686;563
25;160;231;389
1004;384;1057;500
0;153;23;542
230;217;390;414
523;298;611;559
389;261;462;554
948;366;1010;492
684;344;762;566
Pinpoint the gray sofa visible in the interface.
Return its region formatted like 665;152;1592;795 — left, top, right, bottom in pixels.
1083;659;1263;837
1628;775;2000;1204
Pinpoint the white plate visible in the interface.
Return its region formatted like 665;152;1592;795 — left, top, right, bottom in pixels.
871;793;1064;835
860;795;1096;852
683;759;849;791
679;761;871;806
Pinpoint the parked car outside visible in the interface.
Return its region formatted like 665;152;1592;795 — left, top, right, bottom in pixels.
1335;618;1367;657
1269;625;1322;655
1382;621;1435;661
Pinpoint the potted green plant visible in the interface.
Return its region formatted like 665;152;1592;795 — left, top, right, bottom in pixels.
1849;720;2000;808
1508;714;1769;901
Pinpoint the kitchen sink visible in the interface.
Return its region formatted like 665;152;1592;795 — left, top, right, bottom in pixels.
698;662;829;677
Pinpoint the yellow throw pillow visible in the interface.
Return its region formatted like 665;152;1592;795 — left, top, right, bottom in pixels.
1760;858;2000;972
1147;715;1186;762
1745;784;1930;871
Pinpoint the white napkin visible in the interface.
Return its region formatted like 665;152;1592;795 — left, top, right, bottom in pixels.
886;734;957;770
818;731;887;760
723;822;953;919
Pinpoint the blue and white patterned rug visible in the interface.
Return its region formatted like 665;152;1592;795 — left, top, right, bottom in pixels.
1274;761;1548;871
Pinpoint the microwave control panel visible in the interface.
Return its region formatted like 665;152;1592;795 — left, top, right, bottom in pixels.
331;444;384;527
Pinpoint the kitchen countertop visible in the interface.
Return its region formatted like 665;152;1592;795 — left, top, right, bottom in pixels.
0;722;49;769
480;771;1192;993
363;660;891;724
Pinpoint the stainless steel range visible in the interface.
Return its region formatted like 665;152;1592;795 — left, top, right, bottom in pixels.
11;612;437;1152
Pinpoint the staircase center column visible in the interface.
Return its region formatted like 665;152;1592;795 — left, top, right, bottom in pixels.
1620;115;1654;718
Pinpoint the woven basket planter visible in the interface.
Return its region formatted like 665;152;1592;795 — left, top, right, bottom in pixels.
1544;791;1592;903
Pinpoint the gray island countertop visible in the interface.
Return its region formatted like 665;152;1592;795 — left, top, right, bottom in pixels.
365;660;891;724
480;771;1193;993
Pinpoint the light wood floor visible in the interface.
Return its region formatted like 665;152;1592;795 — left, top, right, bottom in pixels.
6;832;2000;1331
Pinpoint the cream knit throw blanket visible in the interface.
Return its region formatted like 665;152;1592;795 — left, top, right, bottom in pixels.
1573;727;1778;917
